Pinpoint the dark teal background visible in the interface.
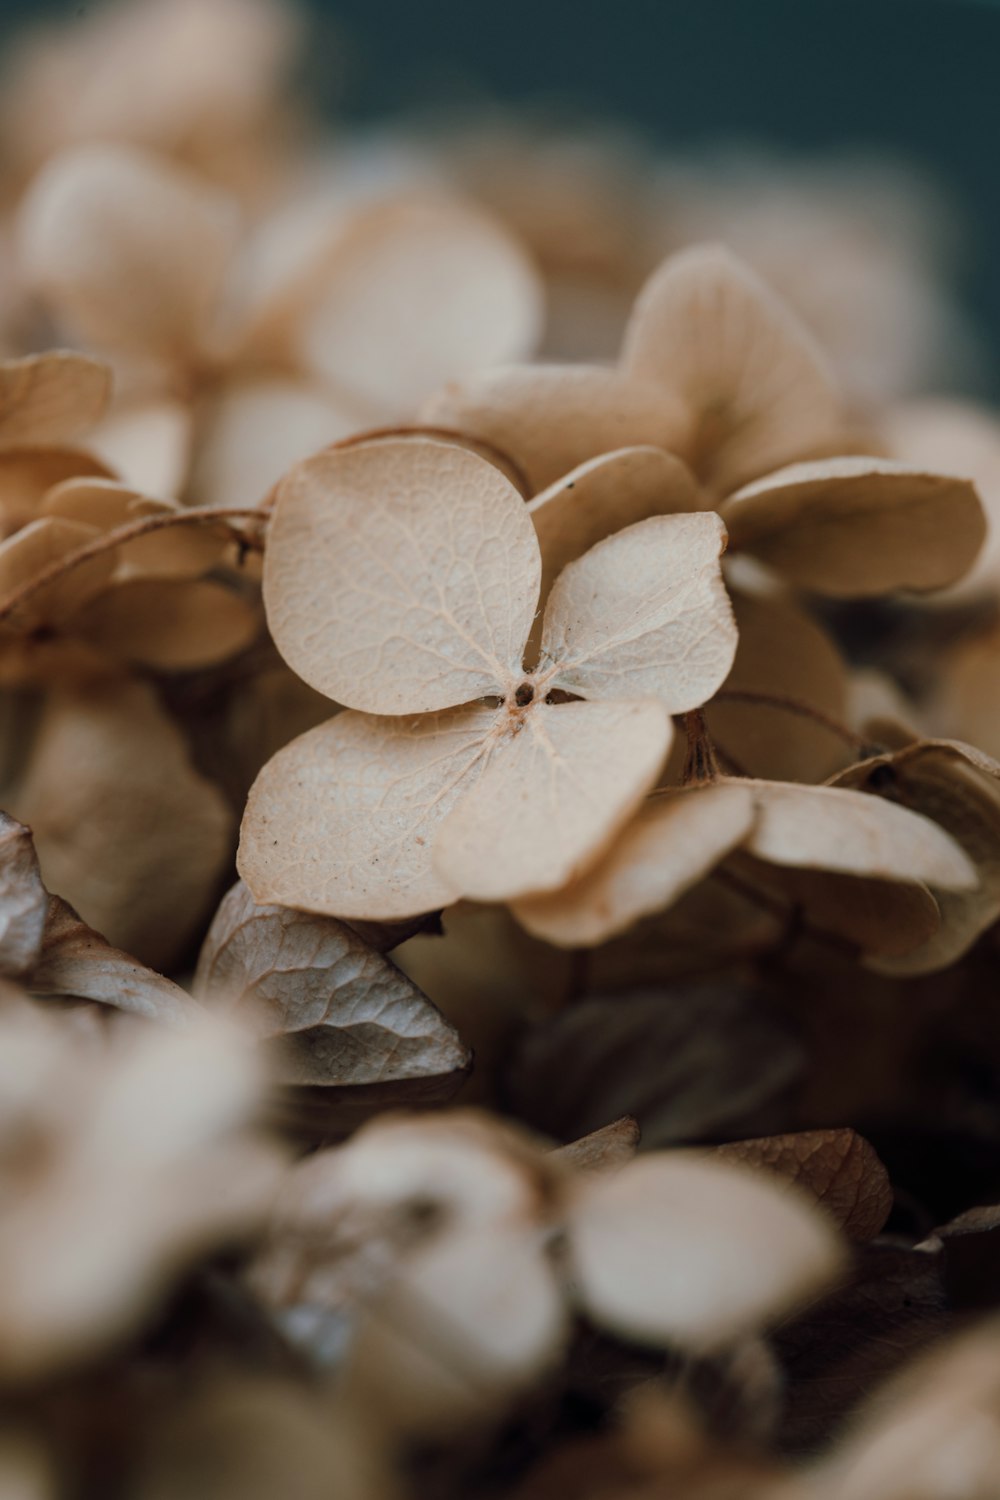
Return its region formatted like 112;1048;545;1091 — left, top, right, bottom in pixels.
7;0;1000;388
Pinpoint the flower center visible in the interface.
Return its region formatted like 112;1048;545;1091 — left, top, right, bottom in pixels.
513;681;535;708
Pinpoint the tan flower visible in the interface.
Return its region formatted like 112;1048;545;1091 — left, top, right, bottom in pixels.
249;1109;843;1439
18;144;544;508
0;996;285;1383
238;437;738;918
426;244;986;598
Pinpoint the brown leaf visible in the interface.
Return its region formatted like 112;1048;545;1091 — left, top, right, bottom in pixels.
0;811;47;979
30;895;191;1021
194;880;470;1096
712;1129;893;1241
550;1117;640;1174
507;982;803;1148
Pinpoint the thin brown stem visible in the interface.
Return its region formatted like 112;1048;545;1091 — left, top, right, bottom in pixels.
681;709;720;785
713;688;866;752
0;508;266;625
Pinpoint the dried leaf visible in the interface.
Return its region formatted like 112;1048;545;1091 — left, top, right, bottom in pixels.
507;983;803;1149
566;1151;844;1352
539;513;737;710
239;704;498;919
424;363;690;494
264;438;540;712
712;1129;893;1241
6;680;233;970
19;143;239;357
514;782;755;947
550;1118;641;1174
0;351;111;452
719;457;986;596
432;699;672;901
29;895;192;1021
0;812;47;979
294;195;544;417
620;243;843;494
194;879;469;1090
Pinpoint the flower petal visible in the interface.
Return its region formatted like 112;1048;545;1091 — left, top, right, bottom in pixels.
0;448;113;536
620;243;843;494
74;579;258;670
566;1151;844;1351
528;444;701;611
264;437;541;713
42;477;225;578
187;377;364;510
513;781;755;946
88;398;191;498
0;352;111;452
719;456;986;596
744;779;977;890
293;195;543;417
540;512;736;711
433;698;671;902
423;363;689;494
19;143;239;358
0;516;115;628
238;704;499;919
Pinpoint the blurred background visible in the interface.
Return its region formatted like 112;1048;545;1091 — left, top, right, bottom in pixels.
3;0;1000;399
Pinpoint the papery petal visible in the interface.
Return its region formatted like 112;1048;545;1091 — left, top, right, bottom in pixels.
620;243;843;494
293;195;543;417
528;444;702;612
566;1151;844;1351
187;377;364;510
74;579;258;670
513;782;755;946
19;143;239;359
0;516;115;628
0;352;111;452
423;363;689;494
433;699;671;902
0;449;114;537
540;512;736;711
719;456;986;596
745;779;977;889
42;478;225;578
88;398;191;498
264;438;540;713
238;704;499;919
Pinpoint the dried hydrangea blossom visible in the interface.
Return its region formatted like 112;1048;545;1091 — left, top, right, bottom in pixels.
0;996;286;1383
426;244;986;598
239;436;737;918
249;1109;842;1438
18;143;543;508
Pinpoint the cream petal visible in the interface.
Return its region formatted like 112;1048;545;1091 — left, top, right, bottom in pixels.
0;516;115;628
513;781;756;946
566;1151;844;1351
0;352;111;452
19;143;239;359
719;456;986;596
433;698;672;903
42;477;225;578
620;243;843;494
238;704;499;920
187;377;364;510
540;512;736;711
423;363;690;495
744;779;977;890
88;398;192;498
293;195;544;417
74;579;258;670
264;438;541;713
0;449;114;537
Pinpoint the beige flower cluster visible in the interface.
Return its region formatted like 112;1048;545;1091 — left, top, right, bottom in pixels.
1;0;1000;1495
